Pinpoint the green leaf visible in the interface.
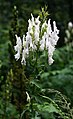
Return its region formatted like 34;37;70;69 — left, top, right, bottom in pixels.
41;72;49;79
33;102;60;113
30;80;41;89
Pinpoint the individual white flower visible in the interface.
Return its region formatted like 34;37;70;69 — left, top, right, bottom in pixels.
47;19;52;35
48;57;54;65
26;32;33;49
21;49;26;65
28;26;33;34
22;35;26;47
14;52;20;61
68;22;73;29
28;14;34;34
31;13;35;26
15;35;22;50
34;30;39;43
42;21;47;29
26;91;30;102
46;41;55;65
53;21;59;34
21;45;29;65
47;42;55;56
25;47;29;55
28;14;35;30
14;34;22;60
50;32;59;46
30;41;34;49
14;35;22;52
26;32;31;44
35;16;40;25
40;40;45;50
40;32;46;50
14;45;18;52
34;17;40;44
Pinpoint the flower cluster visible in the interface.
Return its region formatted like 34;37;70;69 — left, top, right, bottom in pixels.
14;14;59;65
68;22;73;29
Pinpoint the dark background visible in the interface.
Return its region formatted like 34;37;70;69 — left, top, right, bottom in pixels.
0;0;73;118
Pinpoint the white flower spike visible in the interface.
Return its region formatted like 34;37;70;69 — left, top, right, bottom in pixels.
14;14;59;65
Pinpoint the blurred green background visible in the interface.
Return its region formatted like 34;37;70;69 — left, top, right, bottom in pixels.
0;0;73;118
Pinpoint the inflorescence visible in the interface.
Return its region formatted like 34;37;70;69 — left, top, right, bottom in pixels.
14;14;59;65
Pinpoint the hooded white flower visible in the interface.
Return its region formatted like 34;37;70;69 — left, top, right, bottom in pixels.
14;52;20;61
28;20;33;34
22;35;26;47
35;16;40;25
40;32;46;50
42;21;47;30
47;42;55;56
34;17;40;44
14;35;22;60
53;21;59;34
31;14;35;26
48;57;54;65
50;32;59;46
21;49;26;65
68;22;73;29
47;19;52;35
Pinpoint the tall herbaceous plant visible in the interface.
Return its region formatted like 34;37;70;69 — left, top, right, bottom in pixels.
9;6;73;119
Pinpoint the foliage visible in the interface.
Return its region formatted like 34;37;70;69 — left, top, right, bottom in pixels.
0;98;19;119
12;7;73;119
0;1;73;119
8;6;28;114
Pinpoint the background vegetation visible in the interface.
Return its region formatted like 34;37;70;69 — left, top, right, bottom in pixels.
0;0;73;119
